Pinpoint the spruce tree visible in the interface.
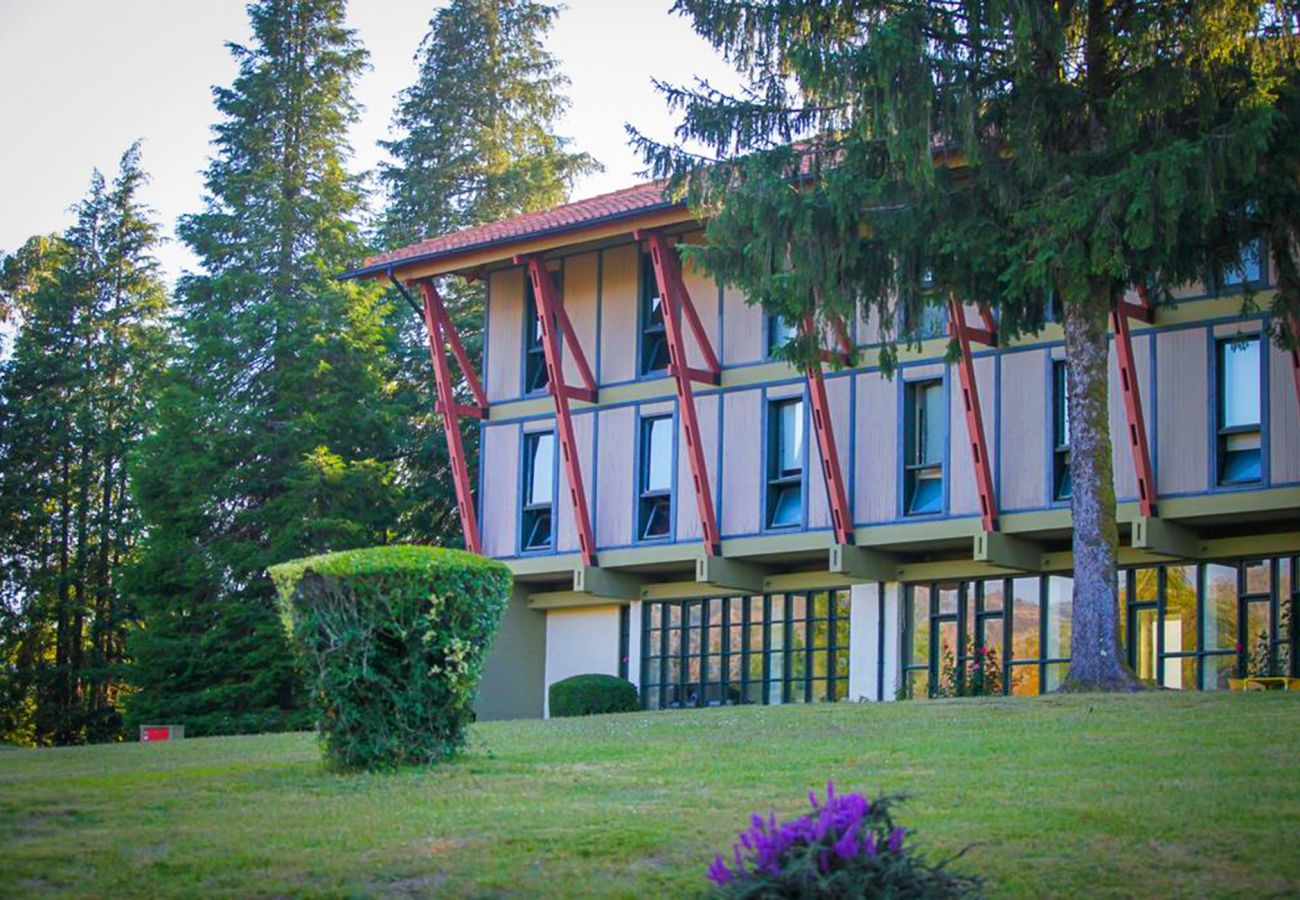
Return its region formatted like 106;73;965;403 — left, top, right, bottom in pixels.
0;144;169;744
636;1;1297;690
378;0;598;545
126;0;400;735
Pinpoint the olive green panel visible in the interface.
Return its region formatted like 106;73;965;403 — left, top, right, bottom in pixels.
474;582;545;721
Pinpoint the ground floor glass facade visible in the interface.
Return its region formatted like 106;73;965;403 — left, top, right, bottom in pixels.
902;557;1298;697
640;591;850;709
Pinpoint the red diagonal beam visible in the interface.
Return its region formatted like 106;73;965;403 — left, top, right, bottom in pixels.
635;230;721;377
643;230;722;556
418;281;483;554
1111;302;1157;518
424;294;488;410
948;295;999;532
519;256;597;566
804;317;854;546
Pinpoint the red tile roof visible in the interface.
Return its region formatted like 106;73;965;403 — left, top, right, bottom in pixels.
351;180;679;277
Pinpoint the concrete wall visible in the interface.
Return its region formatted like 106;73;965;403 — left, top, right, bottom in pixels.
475;582;546;720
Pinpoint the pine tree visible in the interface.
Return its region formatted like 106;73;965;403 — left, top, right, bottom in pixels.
636;1;1297;690
378;0;599;545
126;0;401;735
0;144;169;744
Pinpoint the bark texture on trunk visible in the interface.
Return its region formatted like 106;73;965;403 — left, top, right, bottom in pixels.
1062;286;1141;690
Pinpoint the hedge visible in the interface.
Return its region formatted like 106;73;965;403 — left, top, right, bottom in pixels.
269;545;511;770
549;673;639;718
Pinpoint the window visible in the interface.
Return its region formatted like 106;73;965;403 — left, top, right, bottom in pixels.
767;314;796;358
1222;239;1264;287
640;592;850;709
638;415;673;540
523;270;562;394
1216;337;1261;484
520;431;555;551
903;302;946;340
904;380;944;515
767;398;804;528
639;253;670;375
1052;361;1071;500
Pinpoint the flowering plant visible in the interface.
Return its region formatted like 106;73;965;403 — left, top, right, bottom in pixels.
707;782;981;898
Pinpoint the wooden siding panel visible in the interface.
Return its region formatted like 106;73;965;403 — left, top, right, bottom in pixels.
480;423;519;557
595;407;634;549
599;244;638;385
949;357;996;517
808;375;852;531
1269;340;1300;484
555;412;594;554
854;372;897;523
1107;336;1154;500
486;268;523;403
999;349;1048;511
1156;328;1209;495
680;246;721;371
722;284;763;365
560;252;598;387
677;393;720;540
721;389;762;535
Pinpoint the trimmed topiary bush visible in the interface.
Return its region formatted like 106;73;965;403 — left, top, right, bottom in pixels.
269;545;511;770
549;673;639;718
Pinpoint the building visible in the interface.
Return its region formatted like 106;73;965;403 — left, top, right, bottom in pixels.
346;181;1300;718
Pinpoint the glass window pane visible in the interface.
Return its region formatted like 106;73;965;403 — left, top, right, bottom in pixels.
1044;662;1070;691
1204;653;1237;691
1163;565;1197;656
1161;655;1197;692
1244;560;1270;595
1223;241;1262;286
907;669;930;700
770;486;802;527
1011;578;1041;662
1009;663;1039;696
644;417;673;492
1203;564;1238;651
1221;339;1260;428
1046;576;1073;659
528;433;554;505
779;400;804;473
1134;606;1157;683
909;590;930;665
1246;600;1274;676
920;382;944;466
982;580;1004;612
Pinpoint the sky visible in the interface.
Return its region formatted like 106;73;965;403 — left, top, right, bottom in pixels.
0;0;742;285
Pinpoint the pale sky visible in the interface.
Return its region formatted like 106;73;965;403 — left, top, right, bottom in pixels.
0;0;741;284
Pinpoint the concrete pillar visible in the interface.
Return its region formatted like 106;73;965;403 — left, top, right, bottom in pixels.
848;581;904;702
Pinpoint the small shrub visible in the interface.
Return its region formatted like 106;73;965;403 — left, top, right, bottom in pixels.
269;544;511;770
548;673;639;718
707;782;981;898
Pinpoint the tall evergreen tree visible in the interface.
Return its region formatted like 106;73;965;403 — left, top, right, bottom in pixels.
0;144;169;744
377;0;599;544
636;1;1297;689
126;0;400;735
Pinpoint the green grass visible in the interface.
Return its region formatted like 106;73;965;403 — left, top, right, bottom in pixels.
1;693;1297;897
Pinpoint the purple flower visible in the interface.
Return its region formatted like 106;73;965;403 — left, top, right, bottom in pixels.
888;826;905;854
864;833;878;858
707;852;733;886
832;822;859;860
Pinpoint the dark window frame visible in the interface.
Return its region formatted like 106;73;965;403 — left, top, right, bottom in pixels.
766;397;804;529
520;430;555;552
637;414;674;542
904;379;944;516
1215;336;1262;486
1052;360;1072;501
638;253;670;376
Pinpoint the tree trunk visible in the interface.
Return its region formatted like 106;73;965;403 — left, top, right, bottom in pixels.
1061;284;1140;690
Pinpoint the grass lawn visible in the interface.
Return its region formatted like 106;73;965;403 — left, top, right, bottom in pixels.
1;693;1298;897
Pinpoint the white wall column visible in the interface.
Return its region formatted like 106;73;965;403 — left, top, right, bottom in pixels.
848;581;904;702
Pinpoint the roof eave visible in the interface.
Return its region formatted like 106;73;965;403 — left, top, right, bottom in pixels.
339;199;688;282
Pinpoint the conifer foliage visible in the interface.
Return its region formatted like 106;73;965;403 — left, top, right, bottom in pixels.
125;0;402;736
378;0;598;545
0;145;169;745
635;0;1299;690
